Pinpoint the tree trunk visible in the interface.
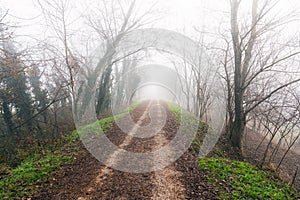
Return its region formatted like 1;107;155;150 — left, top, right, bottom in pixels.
2;101;14;134
96;65;113;116
230;113;246;148
229;0;247;148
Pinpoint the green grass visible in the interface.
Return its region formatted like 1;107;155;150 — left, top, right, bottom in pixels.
0;153;72;199
168;103;297;199
198;158;298;200
167;102;183;123
74;100;143;139
167;102;208;151
0;100;143;199
104;100;142;126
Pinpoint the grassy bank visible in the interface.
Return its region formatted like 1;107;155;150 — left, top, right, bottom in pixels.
0;129;78;199
198;158;298;199
167;102;298;199
167;102;208;151
0;101;142;199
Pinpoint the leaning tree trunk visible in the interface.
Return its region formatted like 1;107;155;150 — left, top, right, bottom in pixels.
96;65;113;117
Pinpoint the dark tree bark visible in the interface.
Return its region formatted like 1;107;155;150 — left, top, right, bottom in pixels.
2;101;14;134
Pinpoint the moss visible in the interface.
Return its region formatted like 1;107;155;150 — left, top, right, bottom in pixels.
73;100;143;139
167;102;208;152
0;100;143;199
0;153;72;199
198;158;298;199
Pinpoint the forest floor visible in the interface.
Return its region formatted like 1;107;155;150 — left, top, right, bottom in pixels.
31;100;217;199
243;128;300;192
18;100;298;200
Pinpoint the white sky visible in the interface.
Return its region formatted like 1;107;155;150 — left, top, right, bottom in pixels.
1;0;299;45
1;0;299;103
1;0;205;37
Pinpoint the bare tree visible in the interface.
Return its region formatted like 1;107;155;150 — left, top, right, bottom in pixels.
37;0;79;92
113;56;140;106
227;0;300;149
75;0;153;119
170;35;214;120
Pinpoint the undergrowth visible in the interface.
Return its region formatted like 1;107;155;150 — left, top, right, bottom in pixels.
167;102;208;152
0;150;73;199
198;158;298;199
168;102;298;199
74;100;142;138
0;100;142;199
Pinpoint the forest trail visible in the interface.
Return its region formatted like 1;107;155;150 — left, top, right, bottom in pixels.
32;100;216;200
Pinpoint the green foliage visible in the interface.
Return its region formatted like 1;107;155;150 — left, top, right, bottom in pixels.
0;118;82;198
0;153;72;199
128;100;142;112
1;56;35;129
65;130;80;143
167;102;208;151
28;66;49;124
169;102;297;199
0;100;143;198
198;158;298;200
167;102;183;123
75;100;143;138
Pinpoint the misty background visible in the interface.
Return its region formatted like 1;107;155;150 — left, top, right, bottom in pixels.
0;0;300;190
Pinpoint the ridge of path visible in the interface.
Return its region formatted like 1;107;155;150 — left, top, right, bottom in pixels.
33;100;217;200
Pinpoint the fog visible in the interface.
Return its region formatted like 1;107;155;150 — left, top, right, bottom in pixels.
1;0;300;189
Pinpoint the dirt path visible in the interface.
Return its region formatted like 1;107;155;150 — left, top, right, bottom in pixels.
150;100;185;199
32;100;216;200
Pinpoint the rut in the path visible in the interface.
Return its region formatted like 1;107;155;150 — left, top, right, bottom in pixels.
82;101;153;195
78;100;186;200
150;101;185;199
32;100;217;200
